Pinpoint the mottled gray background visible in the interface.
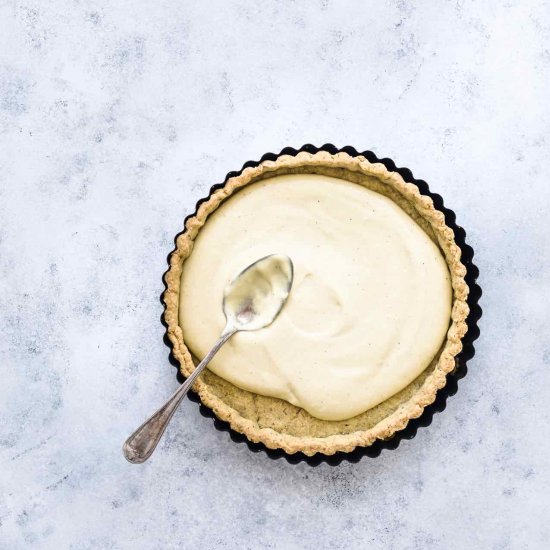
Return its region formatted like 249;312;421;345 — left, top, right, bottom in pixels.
1;1;549;548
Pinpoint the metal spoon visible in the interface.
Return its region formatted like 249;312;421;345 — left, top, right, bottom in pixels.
123;254;294;464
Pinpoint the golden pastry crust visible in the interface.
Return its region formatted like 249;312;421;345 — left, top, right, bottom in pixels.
162;151;469;456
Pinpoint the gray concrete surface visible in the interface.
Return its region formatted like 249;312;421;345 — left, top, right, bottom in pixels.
1;1;549;548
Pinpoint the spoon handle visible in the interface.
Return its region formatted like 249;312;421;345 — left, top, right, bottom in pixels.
123;328;236;464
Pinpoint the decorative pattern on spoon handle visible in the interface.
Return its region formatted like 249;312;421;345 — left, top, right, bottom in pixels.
123;328;236;464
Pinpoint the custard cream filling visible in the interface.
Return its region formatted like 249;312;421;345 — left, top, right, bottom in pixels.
179;174;452;421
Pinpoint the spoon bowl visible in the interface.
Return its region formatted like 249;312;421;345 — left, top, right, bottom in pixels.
223;254;293;332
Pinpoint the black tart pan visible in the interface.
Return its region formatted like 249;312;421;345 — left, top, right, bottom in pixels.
160;144;482;466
